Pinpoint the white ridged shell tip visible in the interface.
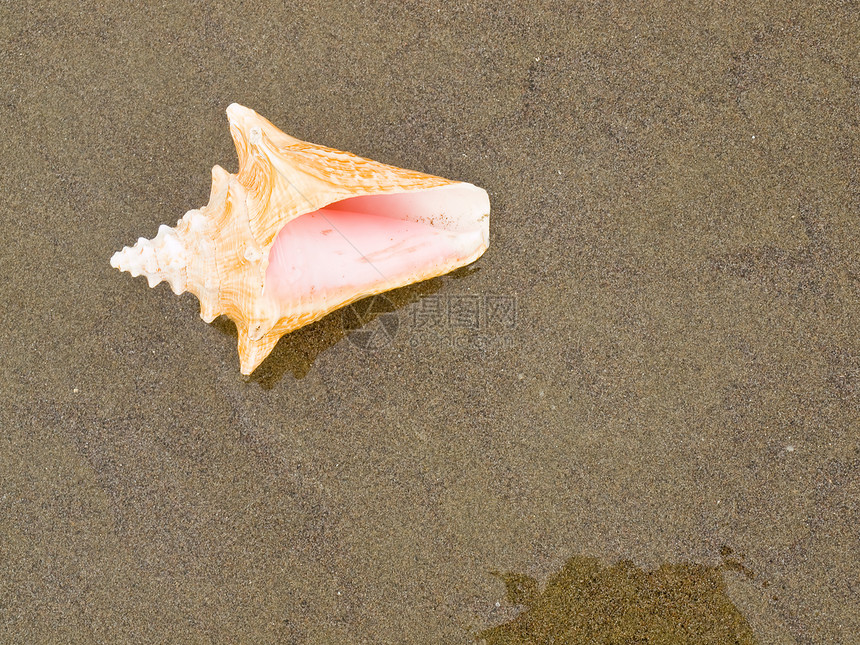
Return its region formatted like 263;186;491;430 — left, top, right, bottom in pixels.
111;225;188;296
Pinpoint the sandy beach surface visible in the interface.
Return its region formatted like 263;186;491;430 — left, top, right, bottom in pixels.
1;1;857;642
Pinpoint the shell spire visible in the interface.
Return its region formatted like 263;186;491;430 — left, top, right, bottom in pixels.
110;224;189;295
112;104;490;375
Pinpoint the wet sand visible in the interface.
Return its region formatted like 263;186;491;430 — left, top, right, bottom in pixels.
1;1;857;642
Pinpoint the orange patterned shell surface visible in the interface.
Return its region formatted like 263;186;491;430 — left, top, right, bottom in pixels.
111;104;491;375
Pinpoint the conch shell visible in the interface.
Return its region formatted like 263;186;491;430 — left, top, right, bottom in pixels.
111;104;490;375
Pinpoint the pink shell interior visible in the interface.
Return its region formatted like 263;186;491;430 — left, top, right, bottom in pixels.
265;184;487;305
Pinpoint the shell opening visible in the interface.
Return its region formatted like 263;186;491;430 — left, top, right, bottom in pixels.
262;183;490;309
